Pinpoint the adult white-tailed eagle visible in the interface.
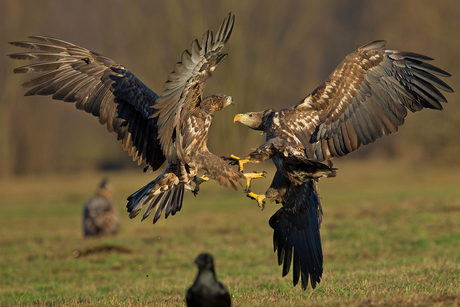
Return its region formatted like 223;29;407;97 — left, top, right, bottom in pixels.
231;40;453;289
8;13;254;224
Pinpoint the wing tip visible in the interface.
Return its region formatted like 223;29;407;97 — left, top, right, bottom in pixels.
358;40;387;51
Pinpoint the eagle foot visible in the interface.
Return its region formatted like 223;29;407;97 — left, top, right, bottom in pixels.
192;174;210;196
243;171;267;192
222;154;250;172
247;191;266;210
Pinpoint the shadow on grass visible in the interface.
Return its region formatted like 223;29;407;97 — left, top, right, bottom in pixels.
72;245;131;258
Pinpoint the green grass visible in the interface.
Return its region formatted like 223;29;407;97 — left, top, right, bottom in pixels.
0;160;459;306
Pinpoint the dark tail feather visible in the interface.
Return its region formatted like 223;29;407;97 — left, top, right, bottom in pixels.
150;183;185;224
126;178;185;225
165;183;185;218
127;179;158;219
269;180;323;290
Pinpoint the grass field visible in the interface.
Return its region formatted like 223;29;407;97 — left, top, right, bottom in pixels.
0;160;459;306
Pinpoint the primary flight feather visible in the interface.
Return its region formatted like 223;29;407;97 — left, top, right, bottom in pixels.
8;13;244;224
232;40;453;289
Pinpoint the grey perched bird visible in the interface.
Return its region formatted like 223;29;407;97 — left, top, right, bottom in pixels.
186;253;231;307
83;178;120;237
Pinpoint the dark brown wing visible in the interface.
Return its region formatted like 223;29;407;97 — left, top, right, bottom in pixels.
153;13;234;163
8;36;165;171
280;40;454;161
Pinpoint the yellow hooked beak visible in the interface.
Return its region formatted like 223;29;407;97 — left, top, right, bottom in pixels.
233;114;243;123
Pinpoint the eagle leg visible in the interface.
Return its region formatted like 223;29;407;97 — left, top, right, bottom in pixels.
222;154;251;172
192;174;210;196
243;171;267;192
247;191;266;210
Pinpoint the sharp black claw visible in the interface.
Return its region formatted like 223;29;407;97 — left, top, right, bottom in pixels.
254;170;267;178
221;155;239;166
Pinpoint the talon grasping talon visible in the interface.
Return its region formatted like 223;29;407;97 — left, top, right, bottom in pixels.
243;171;267;192
222;154;250;172
247;191;266;210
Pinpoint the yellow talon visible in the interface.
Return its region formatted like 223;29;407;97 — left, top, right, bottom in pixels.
192;174;210;196
222;154;250;172
199;174;210;182
238;159;250;172
243;171;267;192
247;191;266;210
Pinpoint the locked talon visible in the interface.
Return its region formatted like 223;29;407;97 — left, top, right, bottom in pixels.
222;154;249;172
222;154;240;165
238;159;250;172
222;154;240;160
243;171;267;190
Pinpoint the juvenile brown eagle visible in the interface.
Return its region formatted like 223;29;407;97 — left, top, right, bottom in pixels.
9;13;252;224
231;40;453;289
83;178;119;237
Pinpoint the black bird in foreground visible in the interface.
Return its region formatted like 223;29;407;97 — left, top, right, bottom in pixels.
229;40;453;289
186;253;231;307
83;178;120;237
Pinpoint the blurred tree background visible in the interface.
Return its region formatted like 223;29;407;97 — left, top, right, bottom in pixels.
0;0;459;179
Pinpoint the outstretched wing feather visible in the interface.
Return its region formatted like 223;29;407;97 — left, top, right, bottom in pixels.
153;13;235;163
8;36;165;170
278;40;453;161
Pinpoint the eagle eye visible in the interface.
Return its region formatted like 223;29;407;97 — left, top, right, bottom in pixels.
249;114;253;118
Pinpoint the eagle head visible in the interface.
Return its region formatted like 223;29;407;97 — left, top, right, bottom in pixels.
202;94;234;114
233;109;273;131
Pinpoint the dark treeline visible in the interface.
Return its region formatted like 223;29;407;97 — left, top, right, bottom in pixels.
0;0;459;178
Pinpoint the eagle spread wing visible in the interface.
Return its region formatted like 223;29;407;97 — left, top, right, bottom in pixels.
234;40;453;289
9;13;241;225
282;40;454;161
154;13;234;163
8;36;165;171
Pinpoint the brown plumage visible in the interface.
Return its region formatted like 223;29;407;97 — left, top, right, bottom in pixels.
8;13;243;224
83;179;119;237
234;40;453;289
